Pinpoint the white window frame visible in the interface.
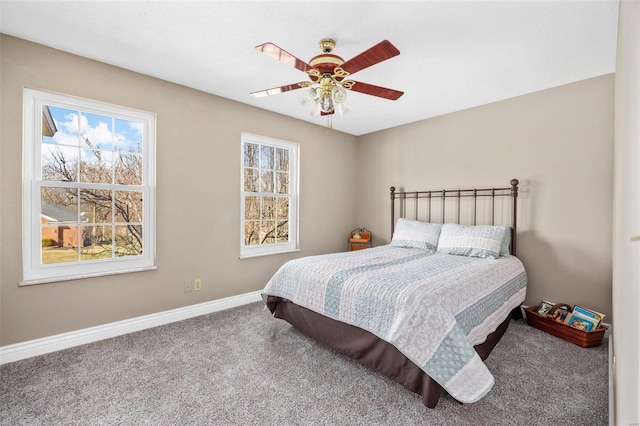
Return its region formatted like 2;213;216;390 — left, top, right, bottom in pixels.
22;88;156;285
240;133;299;259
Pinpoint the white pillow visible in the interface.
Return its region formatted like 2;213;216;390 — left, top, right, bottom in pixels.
436;224;506;259
390;218;442;252
500;226;512;257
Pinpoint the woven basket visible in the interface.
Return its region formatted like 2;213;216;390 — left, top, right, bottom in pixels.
524;304;606;348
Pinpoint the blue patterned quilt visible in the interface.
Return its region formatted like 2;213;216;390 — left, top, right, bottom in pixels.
262;245;527;403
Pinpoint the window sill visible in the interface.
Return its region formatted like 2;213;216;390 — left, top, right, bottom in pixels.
239;248;300;260
19;266;158;286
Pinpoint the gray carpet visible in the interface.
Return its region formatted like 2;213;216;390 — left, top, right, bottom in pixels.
1;302;608;425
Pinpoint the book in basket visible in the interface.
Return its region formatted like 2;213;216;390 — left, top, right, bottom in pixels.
537;300;555;316
549;306;571;323
565;313;598;332
571;305;605;329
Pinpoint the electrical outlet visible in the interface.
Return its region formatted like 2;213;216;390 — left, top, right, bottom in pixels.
194;279;202;291
184;280;192;293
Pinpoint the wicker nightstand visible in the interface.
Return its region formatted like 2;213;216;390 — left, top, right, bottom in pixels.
348;228;372;251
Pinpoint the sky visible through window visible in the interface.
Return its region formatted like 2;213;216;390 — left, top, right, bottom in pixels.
44;105;142;155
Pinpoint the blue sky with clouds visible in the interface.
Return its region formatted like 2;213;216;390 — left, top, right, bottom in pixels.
44;105;142;154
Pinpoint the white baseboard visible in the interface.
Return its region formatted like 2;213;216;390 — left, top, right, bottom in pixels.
0;290;263;365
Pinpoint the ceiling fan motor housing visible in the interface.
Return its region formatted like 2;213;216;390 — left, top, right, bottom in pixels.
309;53;344;75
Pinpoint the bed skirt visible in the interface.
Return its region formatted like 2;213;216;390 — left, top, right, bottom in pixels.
265;295;514;408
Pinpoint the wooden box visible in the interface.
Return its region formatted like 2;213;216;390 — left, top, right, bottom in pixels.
524;305;606;348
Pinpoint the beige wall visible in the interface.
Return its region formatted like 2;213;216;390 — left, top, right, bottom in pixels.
356;75;614;318
0;35;359;346
613;1;640;423
1;34;616;349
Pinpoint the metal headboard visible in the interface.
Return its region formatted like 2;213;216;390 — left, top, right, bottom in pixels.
390;179;519;255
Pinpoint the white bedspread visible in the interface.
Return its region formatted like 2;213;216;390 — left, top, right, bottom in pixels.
262;245;527;403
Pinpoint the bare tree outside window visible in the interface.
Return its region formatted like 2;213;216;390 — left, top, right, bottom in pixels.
243;142;289;245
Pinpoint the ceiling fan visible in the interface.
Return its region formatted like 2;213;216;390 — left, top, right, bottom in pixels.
251;38;404;117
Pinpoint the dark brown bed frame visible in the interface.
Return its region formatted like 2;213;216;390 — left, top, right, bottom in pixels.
266;179;521;408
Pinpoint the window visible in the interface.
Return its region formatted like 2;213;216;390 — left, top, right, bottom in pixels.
22;89;156;284
240;133;298;258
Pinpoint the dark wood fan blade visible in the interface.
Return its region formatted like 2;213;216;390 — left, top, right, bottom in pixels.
320;110;334;116
255;42;313;73
251;82;308;98
340;40;400;75
347;81;404;100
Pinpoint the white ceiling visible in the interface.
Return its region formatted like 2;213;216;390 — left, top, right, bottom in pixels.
0;1;619;136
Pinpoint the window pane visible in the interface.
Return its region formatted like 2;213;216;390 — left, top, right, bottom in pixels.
244;143;258;168
81;149;113;183
244;168;258;192
277;198;289;220
245;196;260;219
260;170;274;193
42;106;80;146
260;221;276;245
276;148;289;172
261;197;275;220
245;221;259;245
276;172;289;194
115;225;143;257
41;225;61;248
81;226;113;260
80;112;113;150
260;145;274;169
114;118;143;154
276;221;289;243
114;152;142;185
41;226;80;264
41;144;79;182
80;189;112;223
114;191;143;223
41;187;78;222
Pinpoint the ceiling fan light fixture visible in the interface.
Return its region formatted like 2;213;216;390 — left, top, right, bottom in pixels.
319;91;334;113
299;87;317;107
306;89;322;117
331;84;349;116
335;100;350;116
332;85;347;104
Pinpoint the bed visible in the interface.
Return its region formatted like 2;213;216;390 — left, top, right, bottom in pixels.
262;179;527;408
